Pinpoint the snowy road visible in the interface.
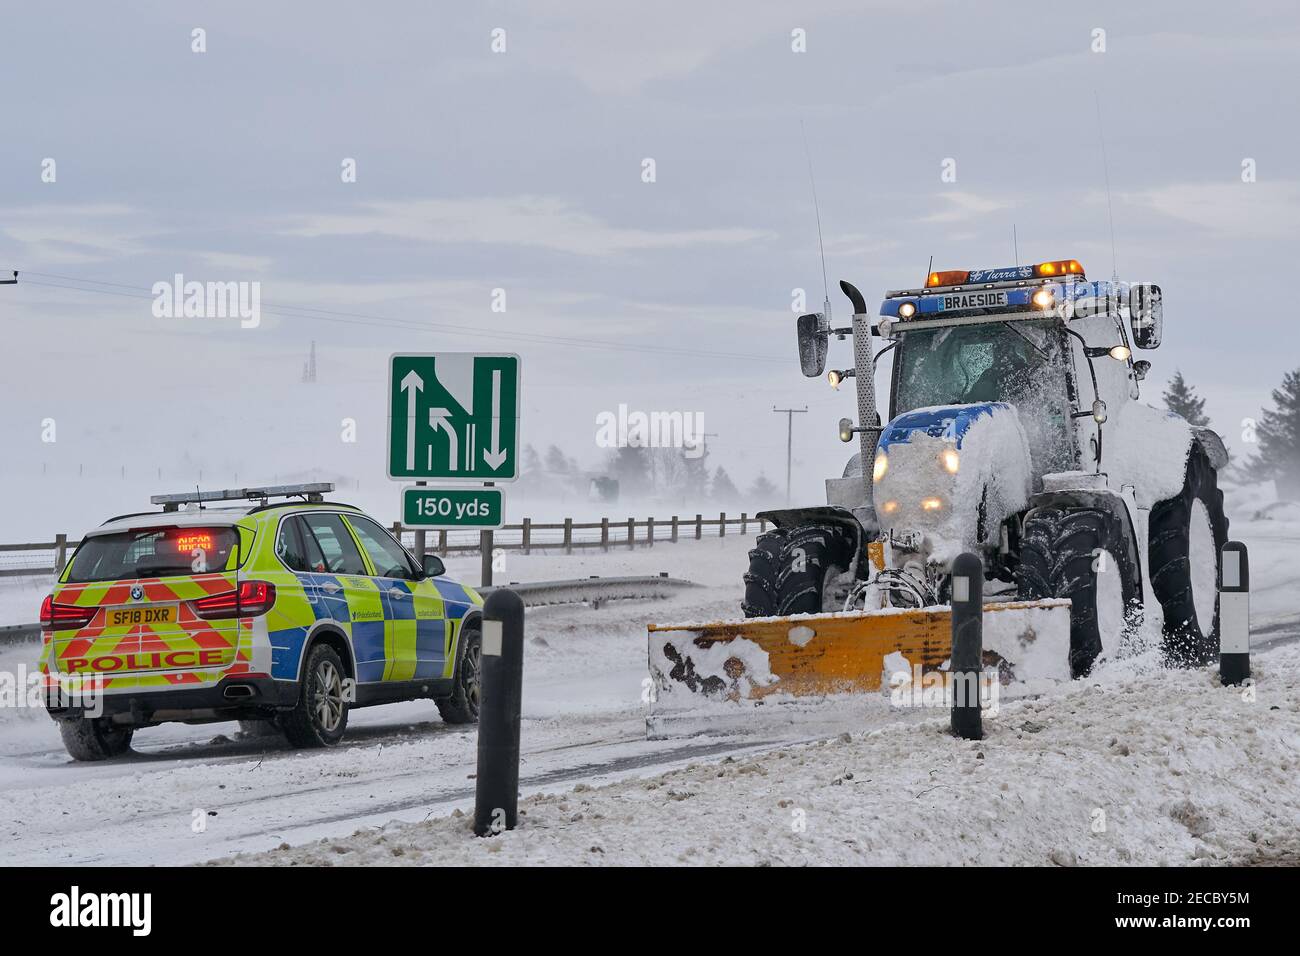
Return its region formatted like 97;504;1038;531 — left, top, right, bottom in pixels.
1;537;817;866
1;511;1296;867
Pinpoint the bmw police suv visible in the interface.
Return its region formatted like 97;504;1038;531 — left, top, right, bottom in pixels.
38;484;484;761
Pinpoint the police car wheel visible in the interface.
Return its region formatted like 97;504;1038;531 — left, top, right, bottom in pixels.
58;717;134;761
436;622;481;725
281;643;349;748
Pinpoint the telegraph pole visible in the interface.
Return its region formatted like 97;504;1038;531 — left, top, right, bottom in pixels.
772;406;807;504
1;271;16;285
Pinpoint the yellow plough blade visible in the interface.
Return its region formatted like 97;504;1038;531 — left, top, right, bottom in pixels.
648;599;1071;700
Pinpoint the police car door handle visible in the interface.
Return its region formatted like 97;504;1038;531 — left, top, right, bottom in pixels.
388;588;407;598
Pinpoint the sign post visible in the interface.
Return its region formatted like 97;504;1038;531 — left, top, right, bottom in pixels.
387;353;520;589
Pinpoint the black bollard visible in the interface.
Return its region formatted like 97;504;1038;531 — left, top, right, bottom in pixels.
473;588;525;837
1218;541;1250;686
949;552;984;741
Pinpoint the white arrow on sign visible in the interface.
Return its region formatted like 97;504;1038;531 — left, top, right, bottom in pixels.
482;368;508;470
429;407;459;471
400;370;423;470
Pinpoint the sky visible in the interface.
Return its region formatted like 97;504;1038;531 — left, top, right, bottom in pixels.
1;0;1297;532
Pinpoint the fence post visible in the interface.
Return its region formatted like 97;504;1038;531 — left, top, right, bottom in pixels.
648;517;655;548
438;530;448;557
54;533;68;574
474;589;525;837
391;522;403;550
522;517;532;556
601;518;610;552
563;518;573;555
671;515;679;543
719;512;726;538
949;552;984;741
627;517;635;550
740;512;748;534
695;514;702;540
1219;542;1250;686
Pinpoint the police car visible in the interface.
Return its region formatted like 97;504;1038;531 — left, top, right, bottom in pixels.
39;483;484;761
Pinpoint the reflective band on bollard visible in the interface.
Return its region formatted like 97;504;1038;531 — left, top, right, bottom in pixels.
949;552;984;741
473;588;525;837
1218;541;1250;686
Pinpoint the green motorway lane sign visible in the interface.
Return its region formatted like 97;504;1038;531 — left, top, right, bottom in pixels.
402;486;505;529
387;353;520;481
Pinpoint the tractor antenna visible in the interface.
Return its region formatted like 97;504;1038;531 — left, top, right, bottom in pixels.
924;254;933;289
1094;92;1119;283
800;120;831;324
1013;224;1019;266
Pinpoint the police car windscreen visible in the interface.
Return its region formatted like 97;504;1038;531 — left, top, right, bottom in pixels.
66;527;239;582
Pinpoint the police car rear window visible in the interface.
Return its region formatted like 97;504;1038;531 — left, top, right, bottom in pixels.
66;527;240;583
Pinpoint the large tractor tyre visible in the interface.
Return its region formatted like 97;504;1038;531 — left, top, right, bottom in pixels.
1017;507;1140;678
436;621;482;725
58;717;134;761
741;528;788;617
774;525;856;616
1149;445;1229;667
281;643;349;748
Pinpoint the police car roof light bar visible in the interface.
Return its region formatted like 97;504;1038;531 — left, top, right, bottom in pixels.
151;483;335;511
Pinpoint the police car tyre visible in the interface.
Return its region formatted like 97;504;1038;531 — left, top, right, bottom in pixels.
773;524;854;616
58;716;134;761
741;528;789;617
237;719;283;739
436;620;481;725
281;643;349;748
1149;445;1228;667
1016;506;1139;679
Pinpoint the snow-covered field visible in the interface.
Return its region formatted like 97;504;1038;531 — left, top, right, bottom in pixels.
0;503;1296;867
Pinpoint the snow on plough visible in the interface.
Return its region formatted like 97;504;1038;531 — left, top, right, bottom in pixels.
649;259;1230;714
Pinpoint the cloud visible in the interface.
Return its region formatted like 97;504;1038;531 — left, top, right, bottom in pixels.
0;203;160;264
280;196;775;257
1118;181;1300;241
921;192;1013;224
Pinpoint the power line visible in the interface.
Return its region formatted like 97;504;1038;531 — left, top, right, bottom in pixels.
17;271;787;365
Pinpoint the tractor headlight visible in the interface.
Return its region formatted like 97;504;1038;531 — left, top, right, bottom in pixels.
1032;288;1055;309
1108;345;1131;361
920;497;945;512
940;447;960;474
898;301;916;318
873;451;889;482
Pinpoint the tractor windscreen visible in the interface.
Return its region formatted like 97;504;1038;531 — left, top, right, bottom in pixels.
893;320;1076;476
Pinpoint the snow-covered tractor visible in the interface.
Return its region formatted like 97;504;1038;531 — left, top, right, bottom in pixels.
649;258;1230;702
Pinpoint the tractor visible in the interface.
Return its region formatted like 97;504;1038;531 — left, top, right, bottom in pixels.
649;259;1230;703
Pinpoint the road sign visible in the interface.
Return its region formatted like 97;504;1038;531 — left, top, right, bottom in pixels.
387;353;520;481
402;486;505;529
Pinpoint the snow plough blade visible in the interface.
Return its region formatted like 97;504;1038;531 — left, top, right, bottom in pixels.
647;599;1072;702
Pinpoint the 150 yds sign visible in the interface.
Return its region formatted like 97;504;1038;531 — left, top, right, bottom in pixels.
402;487;505;529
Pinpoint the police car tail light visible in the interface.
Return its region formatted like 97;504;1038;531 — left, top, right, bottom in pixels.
193;581;276;620
39;595;95;631
926;270;969;288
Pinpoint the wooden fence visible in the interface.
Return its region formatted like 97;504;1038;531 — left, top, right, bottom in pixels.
0;514;768;578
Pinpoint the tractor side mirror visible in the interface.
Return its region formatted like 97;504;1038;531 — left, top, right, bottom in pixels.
1128;284;1163;349
796;312;830;378
1132;360;1151;381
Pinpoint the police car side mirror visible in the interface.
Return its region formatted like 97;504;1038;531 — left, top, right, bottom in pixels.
421;554;446;578
797;312;829;378
1128;284;1163;349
